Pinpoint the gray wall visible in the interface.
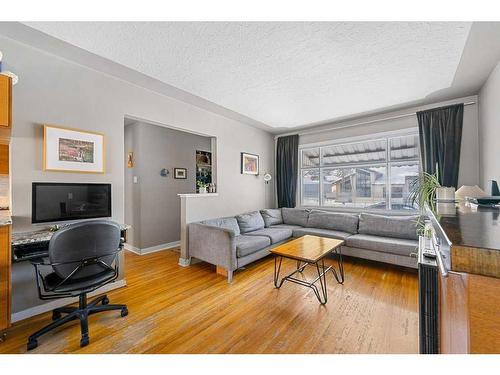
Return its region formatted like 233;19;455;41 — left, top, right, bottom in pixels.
298;95;480;188
125;121;211;250
2;34;274;317
478;61;500;190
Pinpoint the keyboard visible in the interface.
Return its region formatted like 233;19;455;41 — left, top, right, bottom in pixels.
12;241;50;262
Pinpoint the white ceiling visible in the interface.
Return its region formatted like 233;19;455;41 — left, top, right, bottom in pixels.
23;22;472;129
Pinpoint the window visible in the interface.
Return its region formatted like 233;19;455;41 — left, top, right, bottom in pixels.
300;132;419;210
301;169;320;206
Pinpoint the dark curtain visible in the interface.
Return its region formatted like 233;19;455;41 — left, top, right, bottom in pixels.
276;134;299;208
417;104;464;188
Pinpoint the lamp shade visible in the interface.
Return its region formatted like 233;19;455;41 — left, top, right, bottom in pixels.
455;185;487;200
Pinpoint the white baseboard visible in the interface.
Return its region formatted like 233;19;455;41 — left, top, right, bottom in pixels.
124;244;141;254
124;241;180;255
142;241;180;254
11;279;127;323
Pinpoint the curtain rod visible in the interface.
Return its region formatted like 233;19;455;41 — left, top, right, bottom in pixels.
275;101;476;139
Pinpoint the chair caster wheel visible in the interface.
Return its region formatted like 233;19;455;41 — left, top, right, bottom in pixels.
80;335;89;347
27;339;38;351
102;297;109;305
121;307;128;317
52;311;61;320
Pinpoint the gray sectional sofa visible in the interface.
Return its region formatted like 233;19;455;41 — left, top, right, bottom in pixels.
188;208;419;282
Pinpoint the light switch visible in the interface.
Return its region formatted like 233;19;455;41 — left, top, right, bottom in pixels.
133;176;138;183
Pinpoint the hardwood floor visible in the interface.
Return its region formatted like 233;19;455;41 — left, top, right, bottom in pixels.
0;250;418;354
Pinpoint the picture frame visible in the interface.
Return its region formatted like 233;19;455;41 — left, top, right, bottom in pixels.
174;168;187;179
127;152;134;168
43;124;105;173
241;152;259;175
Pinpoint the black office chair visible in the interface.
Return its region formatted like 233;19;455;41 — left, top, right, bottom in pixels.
27;220;128;350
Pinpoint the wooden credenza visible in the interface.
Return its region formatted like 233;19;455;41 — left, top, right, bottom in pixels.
425;203;500;354
438;270;500;353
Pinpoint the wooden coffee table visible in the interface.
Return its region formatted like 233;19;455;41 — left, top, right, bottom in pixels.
270;235;344;304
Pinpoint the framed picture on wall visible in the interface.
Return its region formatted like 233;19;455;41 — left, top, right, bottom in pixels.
174;168;187;179
241;152;259;175
43;125;105;173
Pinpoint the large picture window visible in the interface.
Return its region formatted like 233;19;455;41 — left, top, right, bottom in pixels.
300;132;419;210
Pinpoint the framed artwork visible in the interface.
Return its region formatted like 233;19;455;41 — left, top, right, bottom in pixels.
196;150;212;167
43;125;105;173
241;152;259;175
127;152;134;168
174;168;187;179
196;150;212;189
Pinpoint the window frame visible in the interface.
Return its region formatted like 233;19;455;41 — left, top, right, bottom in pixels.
298;129;420;211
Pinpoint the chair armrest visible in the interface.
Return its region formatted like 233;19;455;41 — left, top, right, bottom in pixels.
188;223;237;271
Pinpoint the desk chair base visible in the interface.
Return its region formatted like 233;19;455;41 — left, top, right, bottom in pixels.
27;293;128;351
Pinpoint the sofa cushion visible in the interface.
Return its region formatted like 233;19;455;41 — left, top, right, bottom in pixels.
282;208;310;227
245;227;292;244
235;235;271;258
236;211;265;234
346;234;418;257
292;227;352;241
260;208;283;227
270;224;304;230
200;217;241;236
307;211;359;234
358;213;419;240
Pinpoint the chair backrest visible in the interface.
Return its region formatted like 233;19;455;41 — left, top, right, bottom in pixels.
48;220;121;280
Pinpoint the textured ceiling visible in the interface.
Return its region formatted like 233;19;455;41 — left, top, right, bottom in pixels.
24;22;471;128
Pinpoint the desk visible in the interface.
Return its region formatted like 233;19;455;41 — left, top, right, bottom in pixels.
12;224;131;262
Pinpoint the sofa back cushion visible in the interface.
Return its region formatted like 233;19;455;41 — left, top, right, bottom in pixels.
260;208;283;227
201;217;241;236
307;211;359;234
358;213;418;240
281;208;310;227
236;211;265;233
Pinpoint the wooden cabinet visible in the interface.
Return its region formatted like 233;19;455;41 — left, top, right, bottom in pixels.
0;75;12;128
439;271;469;353
0;73;12;341
0;225;11;339
439;270;500;353
0;144;8;175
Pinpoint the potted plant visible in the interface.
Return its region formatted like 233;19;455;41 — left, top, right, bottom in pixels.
197;180;208;194
408;171;441;235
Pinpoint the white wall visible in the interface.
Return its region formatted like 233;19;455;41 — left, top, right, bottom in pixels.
297;95;480;188
478;61;500;190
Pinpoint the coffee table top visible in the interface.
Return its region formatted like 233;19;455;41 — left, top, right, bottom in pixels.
270;235;344;262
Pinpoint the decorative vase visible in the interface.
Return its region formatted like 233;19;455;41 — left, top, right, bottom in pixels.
436;187;455;202
199;187;207;194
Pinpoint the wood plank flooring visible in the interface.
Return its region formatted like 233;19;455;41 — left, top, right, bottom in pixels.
0;250;419;354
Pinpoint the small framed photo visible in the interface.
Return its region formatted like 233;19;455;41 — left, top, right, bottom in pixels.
43;125;105;173
241;152;259;175
174;168;187;179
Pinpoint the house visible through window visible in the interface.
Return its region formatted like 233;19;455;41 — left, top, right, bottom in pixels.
300;132;420;210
